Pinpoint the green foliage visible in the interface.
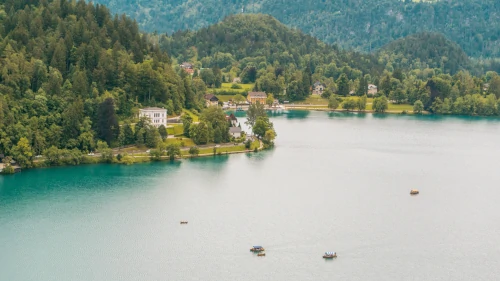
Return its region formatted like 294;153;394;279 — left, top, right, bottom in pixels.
328;94;340;110
0;0;207;166
166;144;181;160
357;95;367;111
97;98;120;144
234;94;246;104
336;74;349;97
378;33;470;74
342;98;357;111
389;88;407;104
149;149;163;161
97;0;500;58
2;165;15;174
244;139;252;149
181;114;193;137
246;102;267;127
252;115;276;147
413;100;424;114
121;153;135;165
158;125;168;140
11;137;33;168
266;94;275;107
263;129;276;147
189;121;210;145
373;96;389;113
200;107;230;143
97;141;113;163
189;146;200;157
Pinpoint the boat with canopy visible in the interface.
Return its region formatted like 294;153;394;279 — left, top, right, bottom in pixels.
323;251;337;258
250;246;265;252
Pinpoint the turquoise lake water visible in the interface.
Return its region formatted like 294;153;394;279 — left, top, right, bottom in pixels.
1;111;500;281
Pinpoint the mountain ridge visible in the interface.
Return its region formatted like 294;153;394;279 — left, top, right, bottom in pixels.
92;0;500;58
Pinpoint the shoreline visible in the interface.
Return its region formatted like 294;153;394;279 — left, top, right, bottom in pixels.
1;141;264;175
283;106;500;118
282;106;425;115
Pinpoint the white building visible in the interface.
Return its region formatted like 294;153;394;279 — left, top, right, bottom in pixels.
139;107;167;127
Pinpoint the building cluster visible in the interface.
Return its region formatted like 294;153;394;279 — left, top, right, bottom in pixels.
312;81;378;96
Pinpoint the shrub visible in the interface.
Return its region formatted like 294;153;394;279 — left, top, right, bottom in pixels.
189;146;200;157
245;139;252;149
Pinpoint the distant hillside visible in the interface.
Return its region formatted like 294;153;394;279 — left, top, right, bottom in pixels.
161;14;384;76
378;32;471;74
92;0;500;58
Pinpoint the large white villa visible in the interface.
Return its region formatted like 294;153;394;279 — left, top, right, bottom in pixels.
139;107;167;127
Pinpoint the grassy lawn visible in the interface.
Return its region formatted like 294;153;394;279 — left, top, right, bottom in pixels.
198;144;246;155
217;95;235;102
221;83;253;92
165;137;195;147
295;95;329;105
388;103;414;111
167;124;184;136
182;109;199;122
209;83;254;93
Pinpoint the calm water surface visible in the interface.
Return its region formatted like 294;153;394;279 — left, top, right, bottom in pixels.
2;111;500;281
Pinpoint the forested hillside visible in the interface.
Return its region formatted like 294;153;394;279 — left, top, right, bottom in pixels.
160;14;500;121
92;0;500;58
162;14;383;76
0;0;206;166
160;14;385;101
378;32;471;74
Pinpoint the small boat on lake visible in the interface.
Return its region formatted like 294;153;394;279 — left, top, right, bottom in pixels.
180;221;188;224
257;253;266;256
250;246;265;252
323;252;337;259
410;189;419;195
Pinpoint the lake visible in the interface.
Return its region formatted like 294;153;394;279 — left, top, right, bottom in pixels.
1;111;500;281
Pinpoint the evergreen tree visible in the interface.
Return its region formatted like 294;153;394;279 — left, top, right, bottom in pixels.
213;67;222;88
337;74;349;96
158;124;168;140
356;77;367;96
122;123;135;145
97;98;120;144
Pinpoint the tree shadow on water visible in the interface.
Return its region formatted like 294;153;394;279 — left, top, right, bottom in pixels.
327;111;368;119
245;147;275;161
285;110;310;120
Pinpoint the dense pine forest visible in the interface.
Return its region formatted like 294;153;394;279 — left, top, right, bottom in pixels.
0;0;208;169
93;0;500;58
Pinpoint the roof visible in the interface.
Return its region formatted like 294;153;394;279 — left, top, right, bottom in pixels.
204;94;219;101
313;81;324;87
140;107;166;111
180;62;193;68
229;127;242;133
248;92;267;98
368;84;377;89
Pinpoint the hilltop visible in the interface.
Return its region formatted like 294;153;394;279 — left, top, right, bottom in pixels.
378;32;471;74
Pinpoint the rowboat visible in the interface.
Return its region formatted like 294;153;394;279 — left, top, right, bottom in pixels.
323;252;337;259
180;221;188;224
250;246;265;252
410;189;419;195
